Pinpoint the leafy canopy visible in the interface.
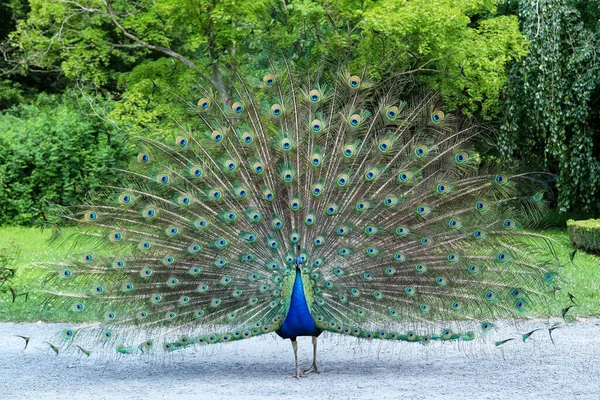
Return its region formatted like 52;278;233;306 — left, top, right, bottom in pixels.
6;0;527;134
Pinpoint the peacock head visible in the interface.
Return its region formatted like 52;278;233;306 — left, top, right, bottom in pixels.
295;255;305;268
294;245;304;270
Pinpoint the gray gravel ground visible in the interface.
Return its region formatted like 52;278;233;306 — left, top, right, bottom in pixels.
1;319;599;400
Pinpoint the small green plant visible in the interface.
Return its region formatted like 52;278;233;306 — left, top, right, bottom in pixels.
567;219;600;253
0;240;20;299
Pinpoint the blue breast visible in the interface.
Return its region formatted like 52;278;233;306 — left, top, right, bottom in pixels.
276;269;321;339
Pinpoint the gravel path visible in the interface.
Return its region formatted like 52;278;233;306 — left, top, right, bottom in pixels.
1;320;599;399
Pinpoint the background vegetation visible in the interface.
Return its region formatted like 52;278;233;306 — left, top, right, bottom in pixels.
1;0;599;222
0;92;127;225
1;0;598;223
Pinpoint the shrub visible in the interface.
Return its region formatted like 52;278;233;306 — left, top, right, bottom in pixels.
0;92;128;226
567;219;600;253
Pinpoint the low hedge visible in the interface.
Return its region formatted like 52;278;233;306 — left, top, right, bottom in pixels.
567;219;600;253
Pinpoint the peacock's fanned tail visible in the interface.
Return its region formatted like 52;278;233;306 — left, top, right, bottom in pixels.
42;61;564;354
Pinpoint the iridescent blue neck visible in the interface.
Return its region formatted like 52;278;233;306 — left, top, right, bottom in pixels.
276;268;321;340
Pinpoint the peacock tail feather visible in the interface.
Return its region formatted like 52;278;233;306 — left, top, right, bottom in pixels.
39;60;566;355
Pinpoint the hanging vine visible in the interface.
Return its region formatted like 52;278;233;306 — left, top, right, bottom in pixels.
501;0;600;213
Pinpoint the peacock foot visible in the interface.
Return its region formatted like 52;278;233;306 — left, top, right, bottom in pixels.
303;364;320;375
288;368;307;379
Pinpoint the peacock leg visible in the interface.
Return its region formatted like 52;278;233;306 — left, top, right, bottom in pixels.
303;336;320;374
288;339;305;379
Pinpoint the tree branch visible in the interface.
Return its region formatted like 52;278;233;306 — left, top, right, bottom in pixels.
101;0;230;101
107;42;146;49
102;0;200;72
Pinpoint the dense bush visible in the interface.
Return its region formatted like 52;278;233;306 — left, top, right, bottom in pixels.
0;93;128;225
567;219;600;253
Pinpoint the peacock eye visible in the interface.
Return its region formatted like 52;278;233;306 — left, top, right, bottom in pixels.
198;98;210;109
232;102;243;113
348;75;361;88
263;74;275;86
431;110;445;123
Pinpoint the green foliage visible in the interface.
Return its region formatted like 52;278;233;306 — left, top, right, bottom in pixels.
108;58;202;140
0;0;28;109
0;0;28;40
5;0;527;127
567;219;600;253
10;0;124;87
0;93;128;225
358;0;527;117
0;79;24;109
7;0;271;87
500;0;600;214
570;0;600;32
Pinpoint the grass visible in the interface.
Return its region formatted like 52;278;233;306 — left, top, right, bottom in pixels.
535;229;600;316
0;226;99;322
0;226;598;323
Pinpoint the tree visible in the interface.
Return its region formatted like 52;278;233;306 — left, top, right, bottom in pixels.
0;0;29;108
500;0;600;214
0;0;539;224
4;1;527;122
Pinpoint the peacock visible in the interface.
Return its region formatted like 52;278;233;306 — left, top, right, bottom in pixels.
35;59;567;378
